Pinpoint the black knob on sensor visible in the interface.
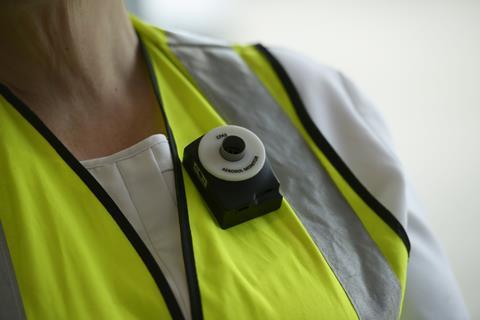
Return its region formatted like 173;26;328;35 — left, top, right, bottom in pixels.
220;135;246;162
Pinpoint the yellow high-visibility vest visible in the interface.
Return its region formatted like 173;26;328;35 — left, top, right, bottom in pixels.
0;15;409;320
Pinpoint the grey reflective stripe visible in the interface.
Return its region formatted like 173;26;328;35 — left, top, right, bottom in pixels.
168;32;401;320
167;29;228;47
0;223;26;320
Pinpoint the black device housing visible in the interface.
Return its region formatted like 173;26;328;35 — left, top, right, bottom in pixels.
183;136;283;229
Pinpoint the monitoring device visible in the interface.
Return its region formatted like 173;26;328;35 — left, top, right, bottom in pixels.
183;125;283;229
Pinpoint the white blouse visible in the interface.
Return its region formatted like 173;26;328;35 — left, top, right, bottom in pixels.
80;134;191;320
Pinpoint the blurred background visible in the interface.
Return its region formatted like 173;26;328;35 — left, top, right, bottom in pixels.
126;0;479;317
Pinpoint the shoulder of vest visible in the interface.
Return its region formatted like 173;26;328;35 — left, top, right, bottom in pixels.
131;13;243;50
263;46;410;241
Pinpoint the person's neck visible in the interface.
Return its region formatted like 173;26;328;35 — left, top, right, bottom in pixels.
0;0;139;114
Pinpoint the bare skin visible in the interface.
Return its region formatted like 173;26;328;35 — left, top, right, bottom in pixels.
0;0;166;160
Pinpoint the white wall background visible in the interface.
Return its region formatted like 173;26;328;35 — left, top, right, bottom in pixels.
128;0;480;317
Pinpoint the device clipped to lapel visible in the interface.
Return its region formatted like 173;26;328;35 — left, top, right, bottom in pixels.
183;125;283;229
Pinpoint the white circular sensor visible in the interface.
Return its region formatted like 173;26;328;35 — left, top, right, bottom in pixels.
198;125;266;182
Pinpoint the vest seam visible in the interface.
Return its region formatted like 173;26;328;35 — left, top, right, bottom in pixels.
307;230;362;319
139;33;204;320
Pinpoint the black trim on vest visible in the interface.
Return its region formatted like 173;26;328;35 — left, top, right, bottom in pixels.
0;69;184;320
254;44;411;253
138;36;204;320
